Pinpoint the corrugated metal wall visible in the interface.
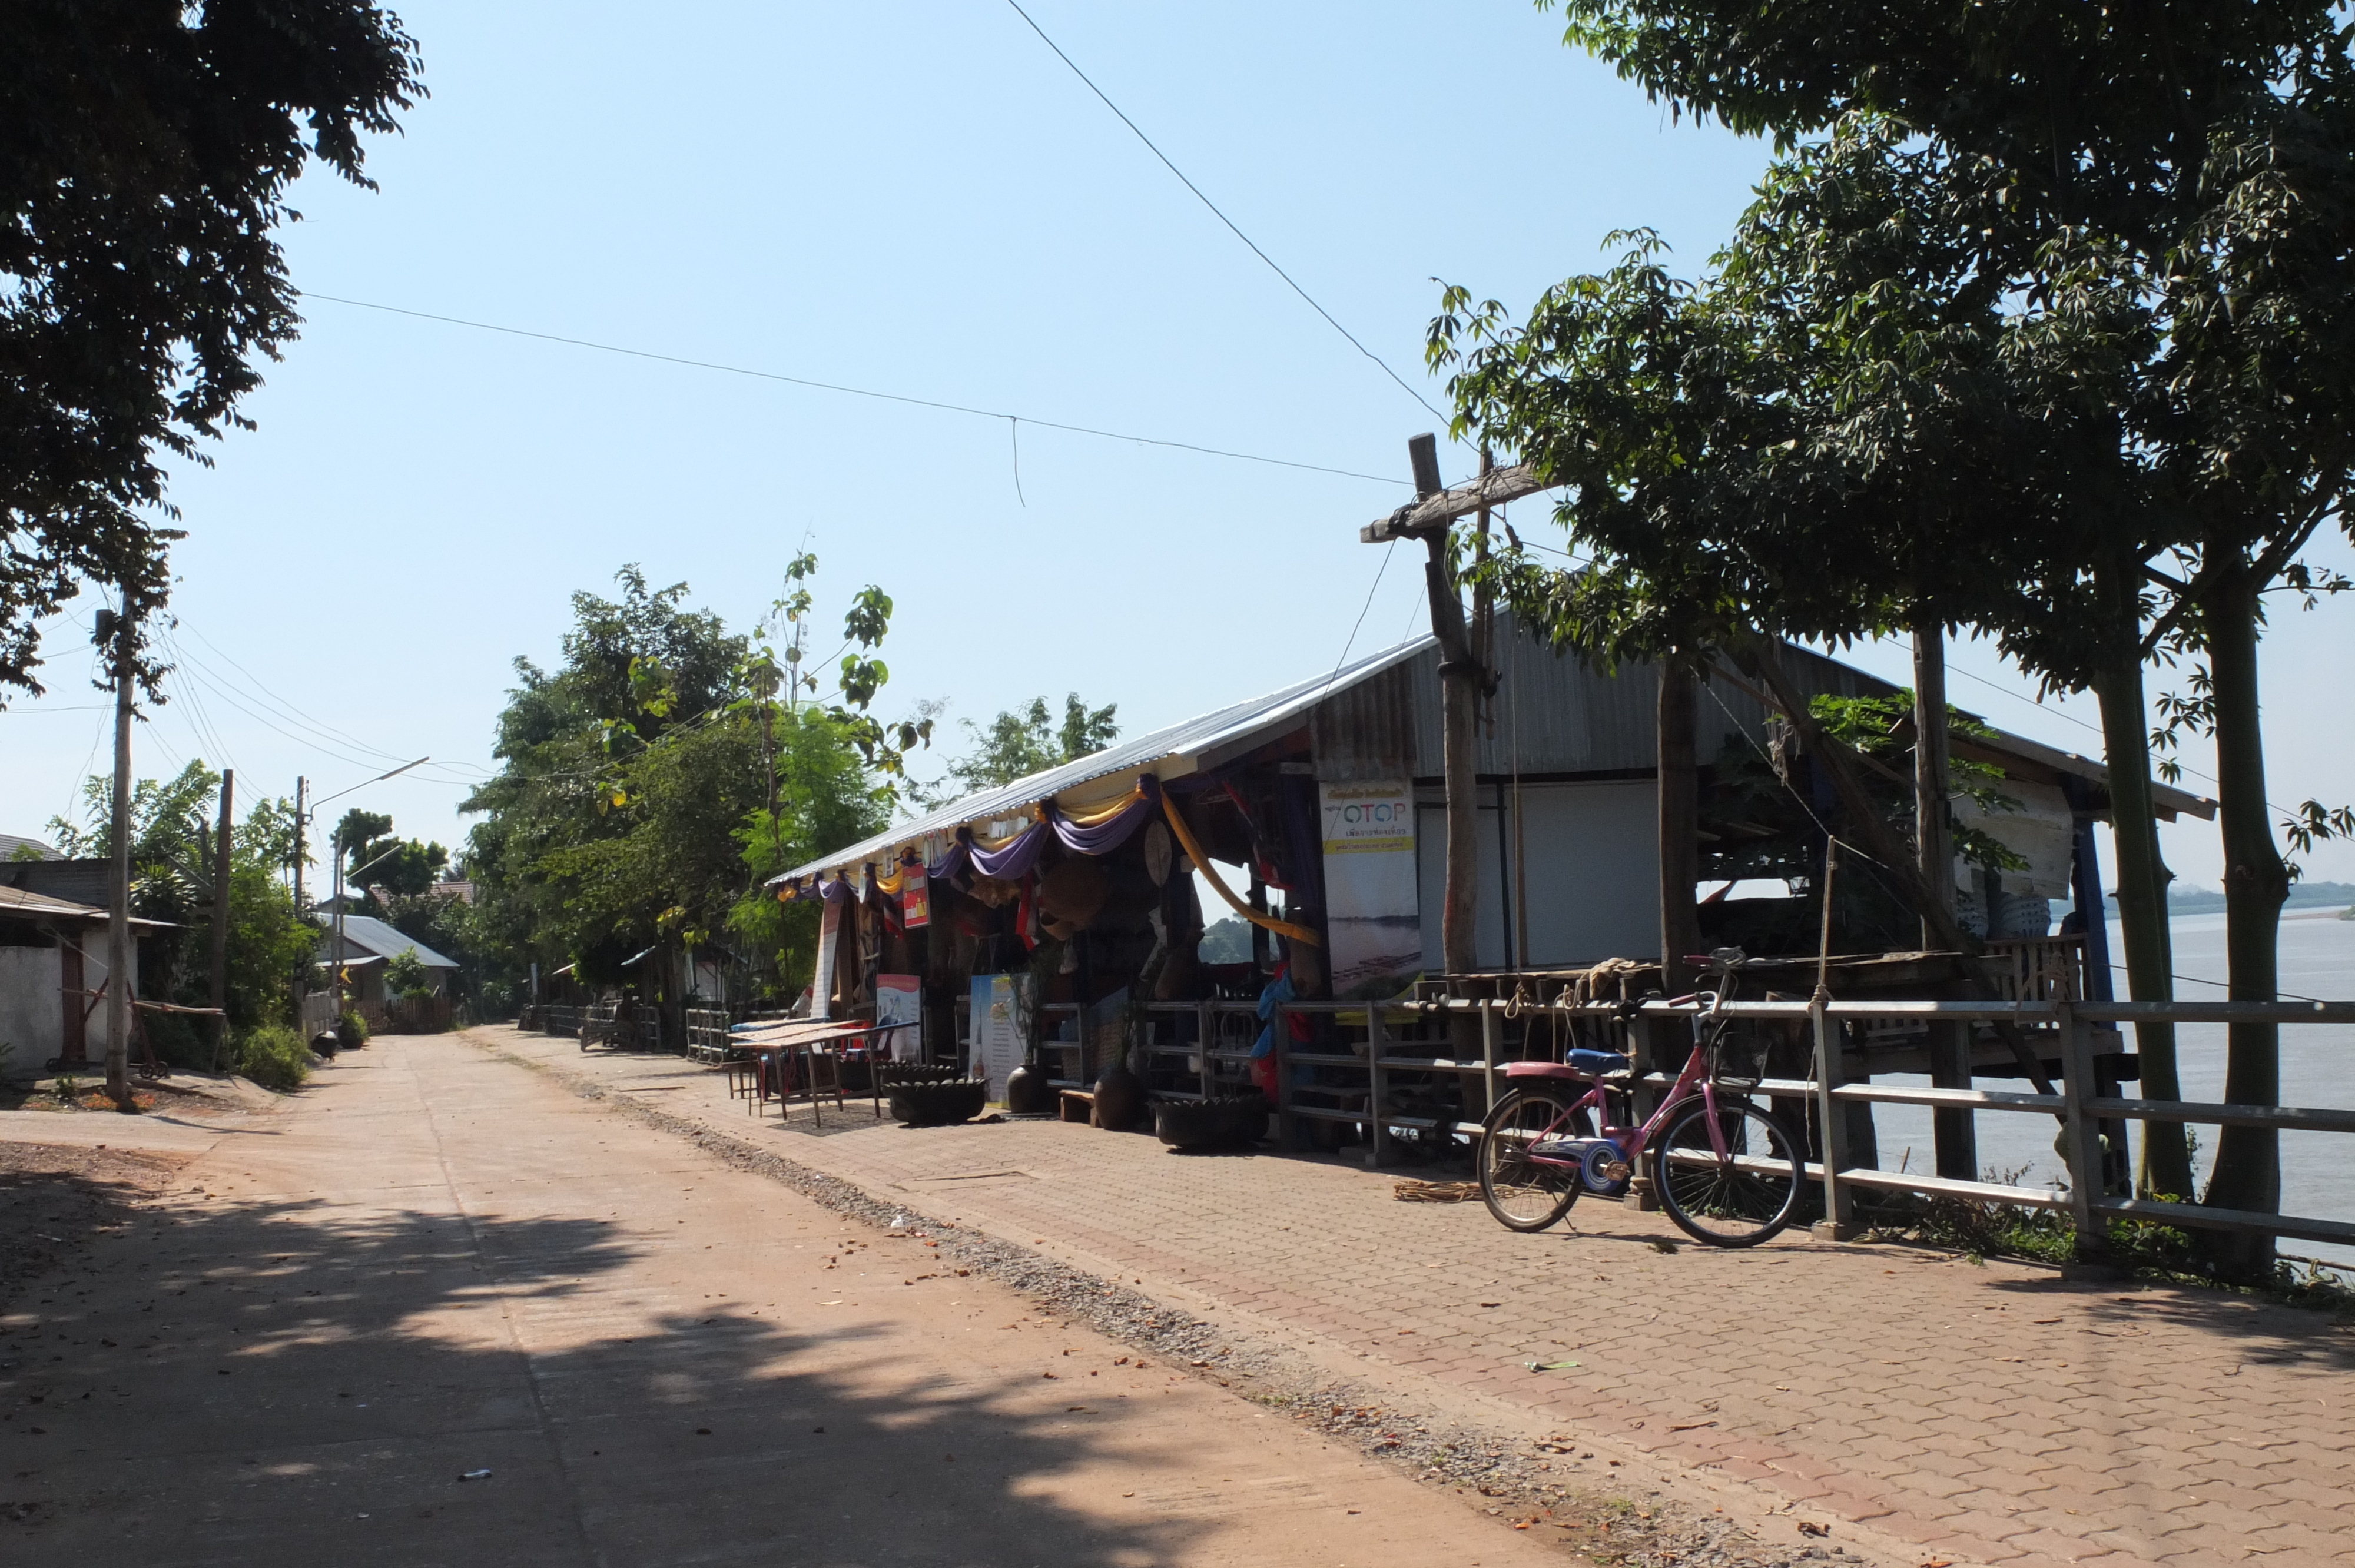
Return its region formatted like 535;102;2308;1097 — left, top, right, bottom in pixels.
1317;612;1899;782
1309;659;1417;779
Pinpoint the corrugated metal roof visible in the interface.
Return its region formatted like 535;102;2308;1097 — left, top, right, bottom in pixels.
0;833;58;861
772;635;1434;885
323;915;460;969
778;617;2214;885
0;885;103;921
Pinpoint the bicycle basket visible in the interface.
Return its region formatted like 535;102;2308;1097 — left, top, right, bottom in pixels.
1704;1022;1774;1088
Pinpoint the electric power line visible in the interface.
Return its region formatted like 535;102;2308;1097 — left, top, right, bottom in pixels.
1002;0;1446;423
296;291;1411;489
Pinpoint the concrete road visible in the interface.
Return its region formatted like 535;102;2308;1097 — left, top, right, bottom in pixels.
1;1036;1559;1567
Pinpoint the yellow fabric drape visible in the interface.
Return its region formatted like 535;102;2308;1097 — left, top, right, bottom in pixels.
1158;793;1321;947
1056;780;1149;828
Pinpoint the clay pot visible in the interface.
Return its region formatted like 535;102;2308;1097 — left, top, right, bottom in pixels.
1005;1058;1056;1115
1090;1054;1146;1131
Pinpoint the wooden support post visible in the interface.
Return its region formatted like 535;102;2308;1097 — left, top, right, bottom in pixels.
2058;1001;2109;1262
1364;1002;1391;1167
1479;999;1499;1125
1271;999;1293;1150
1623;1009;1664;1210
1929;1019;1979;1181
1810;989;1863;1241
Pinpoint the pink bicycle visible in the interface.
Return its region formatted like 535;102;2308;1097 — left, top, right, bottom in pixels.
1476;949;1805;1247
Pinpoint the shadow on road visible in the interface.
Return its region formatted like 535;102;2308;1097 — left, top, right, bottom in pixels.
3;1167;1219;1567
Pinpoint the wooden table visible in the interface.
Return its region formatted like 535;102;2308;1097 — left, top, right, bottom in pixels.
725;1019;918;1124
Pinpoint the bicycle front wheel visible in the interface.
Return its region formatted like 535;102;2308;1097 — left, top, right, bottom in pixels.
1477;1087;1587;1233
1651;1098;1803;1248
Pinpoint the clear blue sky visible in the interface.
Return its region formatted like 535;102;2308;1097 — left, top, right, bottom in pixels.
4;1;2347;891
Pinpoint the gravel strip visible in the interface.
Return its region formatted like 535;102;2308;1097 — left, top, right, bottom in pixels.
475;1033;1878;1568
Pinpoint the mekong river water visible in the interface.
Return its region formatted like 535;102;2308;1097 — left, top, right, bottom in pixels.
1866;909;2355;1267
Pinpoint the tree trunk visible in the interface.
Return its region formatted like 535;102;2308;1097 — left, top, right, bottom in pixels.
2088;557;2190;1199
2198;562;2284;1275
1656;656;1700;996
1914;622;1976;1182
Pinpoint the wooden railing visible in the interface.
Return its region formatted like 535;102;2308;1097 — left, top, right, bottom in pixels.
1980;934;2087;1004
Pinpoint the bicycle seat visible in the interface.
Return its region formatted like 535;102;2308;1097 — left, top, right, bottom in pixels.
1505;1060;1587;1082
1568;1048;1631;1077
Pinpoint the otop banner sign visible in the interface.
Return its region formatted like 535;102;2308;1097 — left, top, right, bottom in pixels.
1319;780;1421;997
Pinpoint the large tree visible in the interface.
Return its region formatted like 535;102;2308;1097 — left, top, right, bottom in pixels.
1;0;422;692
465;563;924;1000
1501;0;2355;1268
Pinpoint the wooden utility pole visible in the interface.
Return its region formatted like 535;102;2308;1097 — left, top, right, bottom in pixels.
1405;434;1483;983
1915;621;1976;1180
208;769;235;1069
104;603;136;1108
1362;454;1554;988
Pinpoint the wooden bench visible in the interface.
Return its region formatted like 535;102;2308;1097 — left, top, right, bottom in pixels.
1057;1089;1094;1124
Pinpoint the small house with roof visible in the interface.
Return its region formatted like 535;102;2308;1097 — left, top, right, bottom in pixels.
315;915;461;1014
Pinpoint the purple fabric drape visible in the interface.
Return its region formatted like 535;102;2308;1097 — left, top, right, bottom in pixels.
1045;775;1160;856
962;820;1051;881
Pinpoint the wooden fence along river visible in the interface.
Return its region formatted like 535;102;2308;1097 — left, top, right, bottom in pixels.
1014;991;2354;1253
523;984;2351;1251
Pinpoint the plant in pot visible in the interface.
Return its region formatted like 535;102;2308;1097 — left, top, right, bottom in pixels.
1006;941;1062;1115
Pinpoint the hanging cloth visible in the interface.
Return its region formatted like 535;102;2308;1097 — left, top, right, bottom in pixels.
1159;792;1321;946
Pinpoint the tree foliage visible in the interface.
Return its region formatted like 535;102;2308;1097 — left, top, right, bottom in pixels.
1;0;423;695
922;693;1120;803
1484;0;2355;1254
463;563;917;996
47;760;311;1035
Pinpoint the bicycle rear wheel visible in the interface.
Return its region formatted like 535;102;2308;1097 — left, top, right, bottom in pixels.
1477;1087;1587;1232
1651;1098;1803;1247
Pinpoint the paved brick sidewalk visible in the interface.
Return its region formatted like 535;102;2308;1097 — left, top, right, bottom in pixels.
480;1027;2355;1568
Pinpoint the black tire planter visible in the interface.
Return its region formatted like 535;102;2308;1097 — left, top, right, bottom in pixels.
887;1077;990;1127
1154;1092;1268;1151
1218;1089;1269;1145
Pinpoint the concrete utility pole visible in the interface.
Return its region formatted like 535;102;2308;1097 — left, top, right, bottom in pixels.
104;602;136;1108
208;769;234;1069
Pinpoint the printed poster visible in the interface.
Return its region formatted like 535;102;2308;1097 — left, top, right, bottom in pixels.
874;973;923;1062
1320;780;1421;998
969;972;1032;1100
902;875;931;929
811;899;841;1021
